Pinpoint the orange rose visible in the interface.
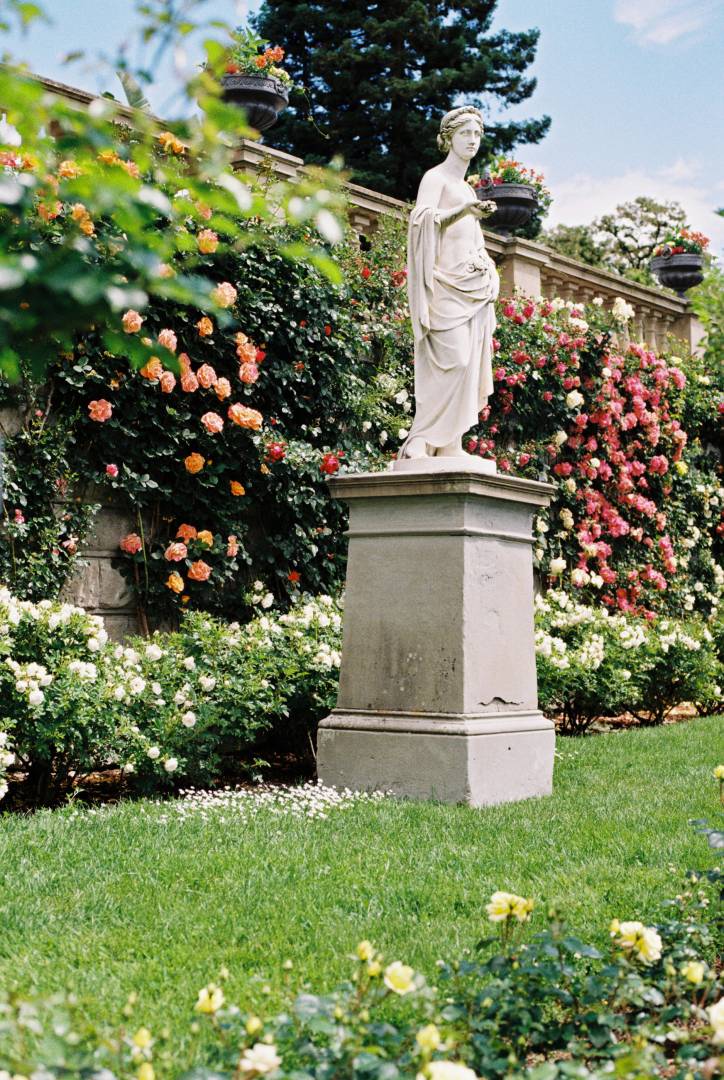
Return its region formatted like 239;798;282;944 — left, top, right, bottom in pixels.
214;377;232;401
187;559;212;582
158;328;178;353
178;352;191;375
140;357;164;381
159;371;176;393
181;372;199;393
228;403;263;430
164;541;187;562
165;571;184;593
201;411;224;435
196;317;214;337
211;281;237;308
88;399;113;422
122;309;144;333
158;130;185;154
197;229;219;254
184;453;205;474
119;532;142;554
197;530;214;547
176;523;198;542
197;364;217;389
58;159;82;179
230;481;246;496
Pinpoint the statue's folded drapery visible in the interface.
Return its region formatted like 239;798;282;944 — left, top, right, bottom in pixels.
400;204;499;455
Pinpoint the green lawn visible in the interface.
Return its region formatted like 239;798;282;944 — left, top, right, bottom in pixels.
0;717;721;1040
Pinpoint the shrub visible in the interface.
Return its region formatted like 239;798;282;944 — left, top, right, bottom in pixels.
535;590;722;733
0;877;720;1079
0;587;342;803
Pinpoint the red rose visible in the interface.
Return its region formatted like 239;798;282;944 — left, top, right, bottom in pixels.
361;266;371;279
324;324;332;336
320;452;340;475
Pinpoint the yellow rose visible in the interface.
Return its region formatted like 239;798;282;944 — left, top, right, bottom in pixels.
367;959;382;977
613;921;662;964
356;940;375;961
196;530;214;547
512;896;534;923
195;983;224;1014
681;960;706;986
416;1024;442;1052
714;765;724;780
709;997;724;1044
132;1028;153;1050
674;461;688;476
137;1064;155;1080
246;1015;263;1035
418;1062;478;1080
486;891;515;922
383;960;415;995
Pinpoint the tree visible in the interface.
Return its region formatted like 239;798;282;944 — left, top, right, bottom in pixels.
252;0;551;199
542;197;687;285
539;223;607;268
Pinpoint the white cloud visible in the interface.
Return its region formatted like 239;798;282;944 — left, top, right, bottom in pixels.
540;159;724;257
613;0;718;45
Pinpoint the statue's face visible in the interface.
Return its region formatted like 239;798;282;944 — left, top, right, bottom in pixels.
450;120;482;161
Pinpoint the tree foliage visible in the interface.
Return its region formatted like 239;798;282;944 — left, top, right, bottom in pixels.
542;197;688;285
252;0;551;199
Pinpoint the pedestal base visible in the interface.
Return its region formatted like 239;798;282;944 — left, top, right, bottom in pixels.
318;711;554;807
317;468;556;808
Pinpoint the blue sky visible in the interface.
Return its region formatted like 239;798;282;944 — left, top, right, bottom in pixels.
5;0;724;254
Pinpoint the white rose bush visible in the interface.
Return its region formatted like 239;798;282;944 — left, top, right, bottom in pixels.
0;587;342;803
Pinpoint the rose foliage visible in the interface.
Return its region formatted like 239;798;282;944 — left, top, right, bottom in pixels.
0;871;721;1079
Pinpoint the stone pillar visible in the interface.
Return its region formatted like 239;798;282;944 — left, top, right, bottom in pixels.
317;463;556;806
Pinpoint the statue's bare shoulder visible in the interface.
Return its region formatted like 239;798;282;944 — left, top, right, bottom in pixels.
415;165;448;208
416;164;473;210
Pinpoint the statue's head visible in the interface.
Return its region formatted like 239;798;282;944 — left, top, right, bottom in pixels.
436;106;484;155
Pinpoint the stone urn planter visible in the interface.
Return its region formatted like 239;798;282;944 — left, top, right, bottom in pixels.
221;74;289;132
650;252;704;297
475;182;538;237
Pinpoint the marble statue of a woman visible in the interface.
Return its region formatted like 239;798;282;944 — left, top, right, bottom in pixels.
398;106;499;461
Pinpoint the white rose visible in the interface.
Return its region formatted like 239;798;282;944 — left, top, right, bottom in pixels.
199;675;216;691
146;644;163;661
239;1043;282;1075
261;593;274;609
183;656;196;671
553;430;567;447
129;676;146;696
398;428;409;440
28;689;44;706
147;746;161;760
565;390;584;410
394;389;409;404
549;557;566;576
164;757;178;773
173;690;186;705
87;637;100;652
151;682;163;697
181;711;196;728
361;420;372;432
113;685;126;701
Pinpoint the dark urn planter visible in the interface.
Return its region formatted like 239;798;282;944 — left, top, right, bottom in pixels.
476;182;538;237
650;252;704;298
221;74;289;132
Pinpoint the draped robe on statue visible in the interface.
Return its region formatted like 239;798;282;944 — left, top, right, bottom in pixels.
400;199;500;455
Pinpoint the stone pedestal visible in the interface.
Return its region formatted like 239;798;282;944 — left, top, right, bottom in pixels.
317;462;556;806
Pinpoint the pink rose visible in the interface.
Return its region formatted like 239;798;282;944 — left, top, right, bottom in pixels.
120;532;143;554
197;363;217;389
201;411;224;435
88;399;113;422
164;541;188;562
158;328;178;353
226;534;239;557
159;371;176;394
122;309;144;333
105;464;119;478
